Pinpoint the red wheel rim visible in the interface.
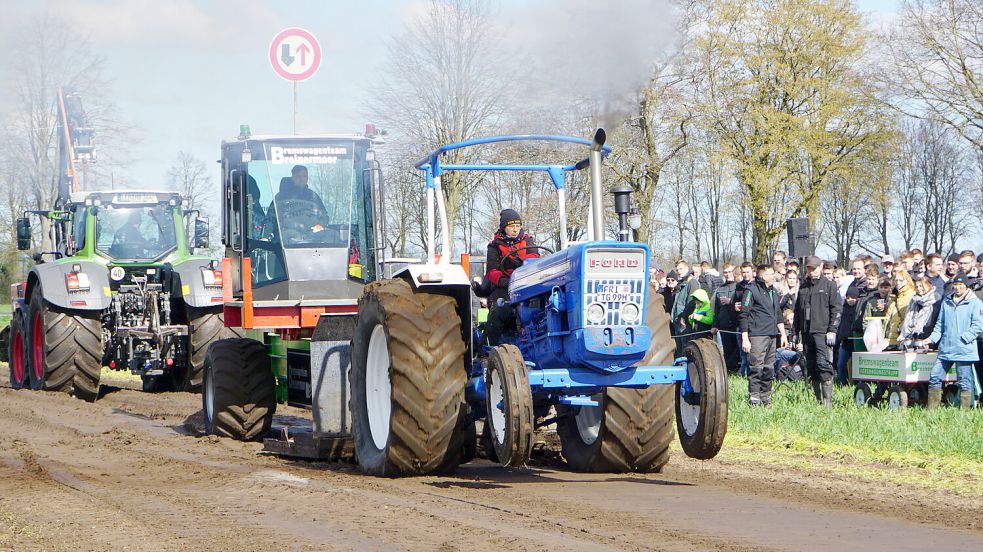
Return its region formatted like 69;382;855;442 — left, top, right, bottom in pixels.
12;329;24;383
32;311;44;381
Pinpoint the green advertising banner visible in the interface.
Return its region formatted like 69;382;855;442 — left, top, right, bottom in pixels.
851;352;956;383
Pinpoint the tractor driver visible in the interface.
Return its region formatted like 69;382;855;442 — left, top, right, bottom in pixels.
272;165;331;238
110;209;154;257
482;209;540;345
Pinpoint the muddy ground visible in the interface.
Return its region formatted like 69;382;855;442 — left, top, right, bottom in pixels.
0;369;980;552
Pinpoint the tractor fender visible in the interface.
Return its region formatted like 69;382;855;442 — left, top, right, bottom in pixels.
394;263;473;370
169;258;224;308
26;261;111;311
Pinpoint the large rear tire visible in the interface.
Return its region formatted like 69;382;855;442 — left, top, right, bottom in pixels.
202;338;275;441
7;312;28;389
179;307;237;393
350;279;467;477
557;289;675;473
27;288;103;402
676;338;728;459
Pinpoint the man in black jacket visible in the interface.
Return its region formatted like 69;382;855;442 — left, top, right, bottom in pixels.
794;256;842;406
740;264;787;405
734;262;756;375
712;263;741;373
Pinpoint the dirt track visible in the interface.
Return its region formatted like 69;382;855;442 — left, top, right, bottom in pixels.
1;370;980;552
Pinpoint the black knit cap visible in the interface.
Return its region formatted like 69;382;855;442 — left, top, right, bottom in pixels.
499;208;522;230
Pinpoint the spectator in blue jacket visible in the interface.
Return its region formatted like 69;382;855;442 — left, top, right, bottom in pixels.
918;274;983;409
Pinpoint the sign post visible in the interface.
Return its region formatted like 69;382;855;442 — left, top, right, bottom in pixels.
268;27;322;134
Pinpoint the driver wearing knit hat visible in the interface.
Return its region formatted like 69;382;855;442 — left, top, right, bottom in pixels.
479;209;541;346
485;209;539;302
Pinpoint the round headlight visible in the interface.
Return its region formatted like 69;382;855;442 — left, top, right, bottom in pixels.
587;303;606;324
621;303;640;323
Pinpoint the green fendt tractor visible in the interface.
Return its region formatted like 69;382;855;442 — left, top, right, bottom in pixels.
0;88;230;400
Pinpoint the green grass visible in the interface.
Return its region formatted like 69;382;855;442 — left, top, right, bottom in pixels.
0;303;11;329
725;374;983;479
100;366;142;383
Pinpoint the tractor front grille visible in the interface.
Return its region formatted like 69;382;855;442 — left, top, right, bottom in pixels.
583;278;645;327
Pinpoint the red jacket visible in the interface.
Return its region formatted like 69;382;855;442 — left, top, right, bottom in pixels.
486;231;539;287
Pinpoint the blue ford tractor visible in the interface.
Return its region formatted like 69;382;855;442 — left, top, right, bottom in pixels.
349;130;727;475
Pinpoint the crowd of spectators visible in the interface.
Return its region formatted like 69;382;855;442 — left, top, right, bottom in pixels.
653;248;983;409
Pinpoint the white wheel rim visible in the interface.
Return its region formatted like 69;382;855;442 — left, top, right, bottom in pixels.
574;395;603;445
204;366;215;422
366;324;392;451
854;388;866;406
679;364;702;436
488;366;507;446
889;392;902;411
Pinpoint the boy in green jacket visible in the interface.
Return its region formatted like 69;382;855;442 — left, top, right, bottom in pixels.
688;288;715;333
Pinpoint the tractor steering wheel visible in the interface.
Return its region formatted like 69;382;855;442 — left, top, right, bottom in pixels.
500;245;553;271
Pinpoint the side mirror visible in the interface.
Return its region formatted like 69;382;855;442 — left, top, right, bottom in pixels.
16;218;31;250
194;218;209;249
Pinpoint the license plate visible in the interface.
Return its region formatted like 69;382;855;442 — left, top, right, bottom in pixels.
597;284;630;303
599;284;630;294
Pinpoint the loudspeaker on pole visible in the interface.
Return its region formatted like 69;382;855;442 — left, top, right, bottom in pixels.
786;218;813;258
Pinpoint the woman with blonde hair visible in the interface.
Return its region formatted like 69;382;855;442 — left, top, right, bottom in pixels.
899;277;941;347
885;269;915;346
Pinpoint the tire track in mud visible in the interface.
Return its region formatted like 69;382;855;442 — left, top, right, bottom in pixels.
0;388;640;550
0;392;290;551
1;378;980;551
0;385;758;551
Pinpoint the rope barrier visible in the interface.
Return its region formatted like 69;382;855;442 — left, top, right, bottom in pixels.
669;329;714;339
668;328;744;339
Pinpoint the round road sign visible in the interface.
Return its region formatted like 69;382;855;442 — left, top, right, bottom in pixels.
269;27;321;82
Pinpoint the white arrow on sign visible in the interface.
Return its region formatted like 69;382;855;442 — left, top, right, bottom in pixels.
268;27;322;82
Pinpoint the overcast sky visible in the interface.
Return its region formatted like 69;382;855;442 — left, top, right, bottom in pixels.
0;0;902;193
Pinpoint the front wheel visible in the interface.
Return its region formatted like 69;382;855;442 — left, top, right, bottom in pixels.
676;338;728;460
484;344;533;467
202;338;275;441
350;279;468;477
854;382;872;406
7;313;28;389
181;307;240;392
558;289;677;473
887;385;908;411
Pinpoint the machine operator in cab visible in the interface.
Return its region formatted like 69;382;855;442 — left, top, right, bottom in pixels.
273;164;331;240
483;209;540;345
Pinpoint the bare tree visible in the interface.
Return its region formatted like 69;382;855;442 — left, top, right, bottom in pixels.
609;59;694;245
166;152;212;213
165;151;214;244
889;0;983;150
367;0;515;251
0;14;120;253
891;120;923;249
911;120;973;254
379;144;427;258
820;175;867;265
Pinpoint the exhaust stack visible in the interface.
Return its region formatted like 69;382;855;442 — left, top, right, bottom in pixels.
589;128;606;241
